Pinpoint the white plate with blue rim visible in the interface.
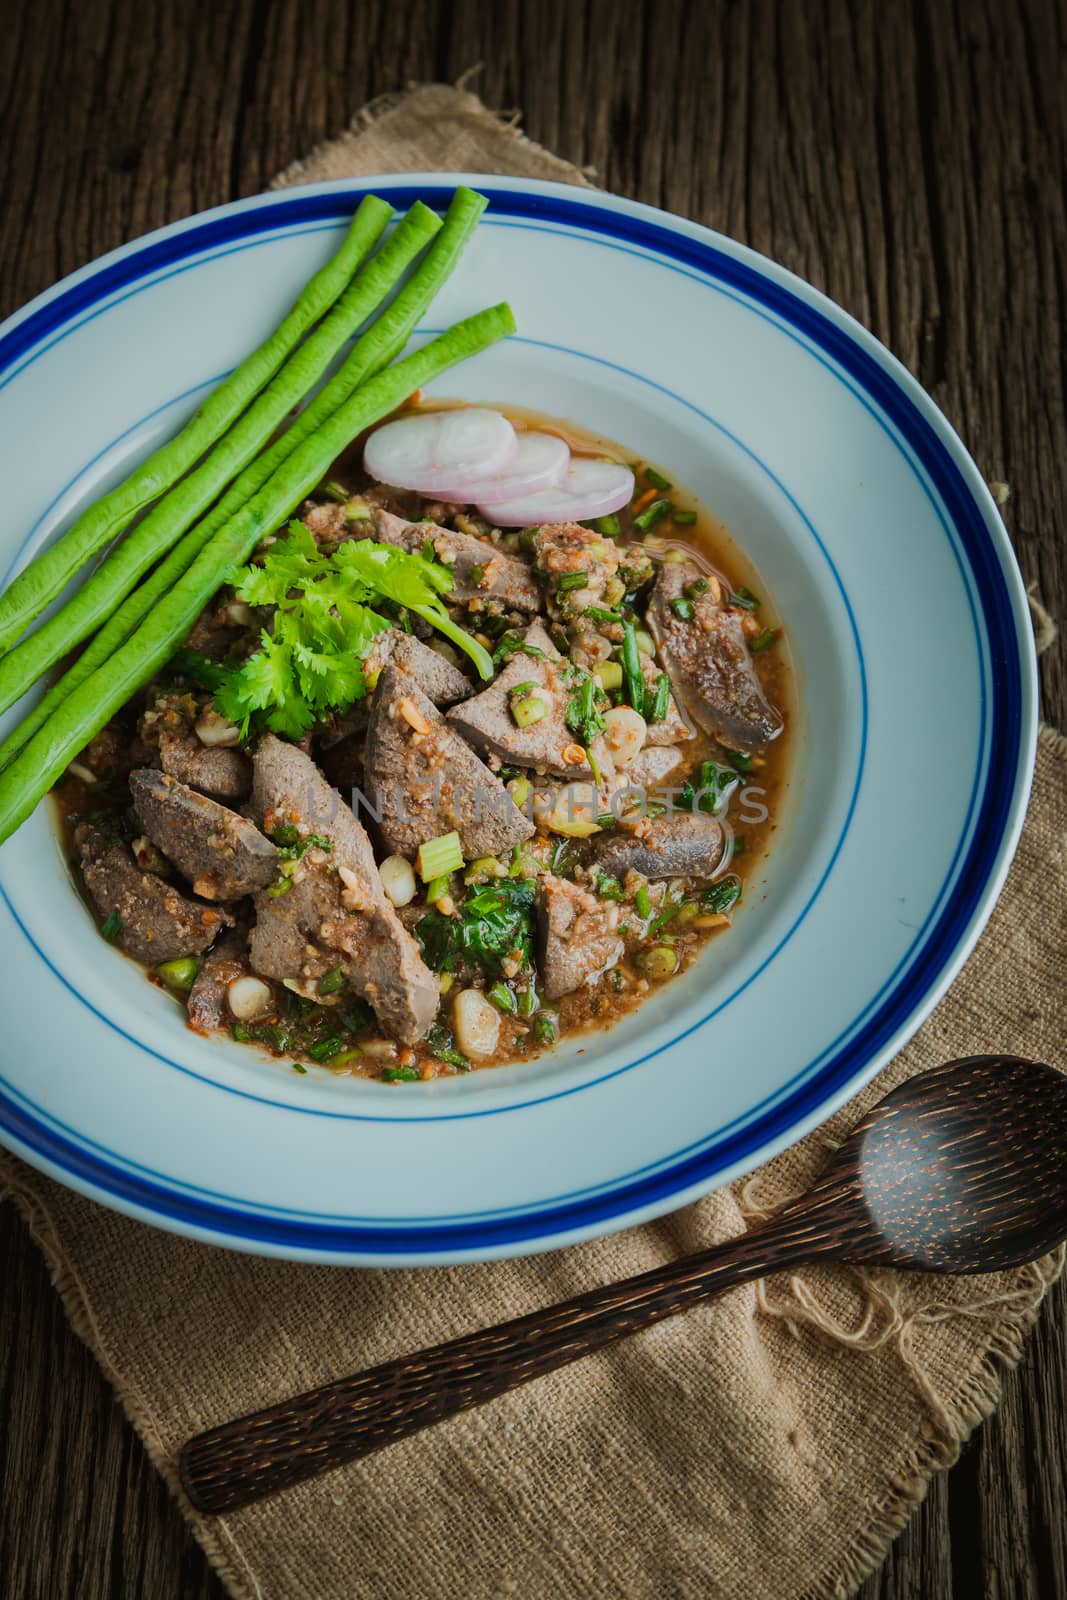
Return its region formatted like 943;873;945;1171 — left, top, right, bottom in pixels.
0;175;1035;1264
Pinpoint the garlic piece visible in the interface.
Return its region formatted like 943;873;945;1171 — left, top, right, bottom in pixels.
602;706;647;767
227;976;273;1022
452;989;501;1058
195;707;240;747
378;854;417;907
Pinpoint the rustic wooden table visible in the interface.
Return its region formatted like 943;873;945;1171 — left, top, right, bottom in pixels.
1;0;1064;1594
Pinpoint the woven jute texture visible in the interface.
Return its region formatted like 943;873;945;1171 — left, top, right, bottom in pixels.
2;84;1065;1600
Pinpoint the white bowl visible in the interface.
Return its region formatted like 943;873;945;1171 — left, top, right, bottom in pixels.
0;175;1035;1263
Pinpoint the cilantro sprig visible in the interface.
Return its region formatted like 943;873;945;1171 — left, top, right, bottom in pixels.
211;523;492;739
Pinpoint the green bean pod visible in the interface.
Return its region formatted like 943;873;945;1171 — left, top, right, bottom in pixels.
0;194;394;654
0;303;516;844
0;187;489;773
0;203;443;716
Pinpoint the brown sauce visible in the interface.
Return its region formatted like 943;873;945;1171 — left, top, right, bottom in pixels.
52;402;794;1083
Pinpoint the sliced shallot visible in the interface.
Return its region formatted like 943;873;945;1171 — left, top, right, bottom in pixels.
476;458;635;527
466;431;570;500
363;407;517;497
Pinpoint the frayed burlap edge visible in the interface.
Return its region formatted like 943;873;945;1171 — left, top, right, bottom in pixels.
801;1248;1065;1600
269;71;597;192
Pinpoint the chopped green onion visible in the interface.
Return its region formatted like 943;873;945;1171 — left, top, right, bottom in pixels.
382;1065;421;1083
595;513;621;537
101;910;123;942
469;562;485;585
595;872;625;901
672;509;697;526
417;830;464;882
704;876;742;913
728;751;754;774
595;660;624;691
317;966;346;996
634;884;652;920
532;1011;558;1045
266;876;293;897
684;577;709;600
731;587;760;610
634;499;671;533
509;776;532;810
651;904;680;934
307;1035;347;1062
517;982;539;1017
424;872;453;905
509;686;548;727
637;946;678;980
292;1063;308;1074
270;822;300;847
751;628;777;652
464;854;506;885
232;1022;252;1043
330;1047;363;1067
644;466;673;491
557;570;590;594
321;479;349;503
621;620;646;717
156;956;200;991
487;981;518;1014
492;631;546;668
649;673;671;722
669;596;695;622
584;605;623;624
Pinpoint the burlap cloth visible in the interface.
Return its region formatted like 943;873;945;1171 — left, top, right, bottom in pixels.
2;83;1065;1600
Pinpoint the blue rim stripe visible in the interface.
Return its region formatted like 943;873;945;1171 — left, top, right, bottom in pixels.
0;182;1029;1255
1;334;869;1140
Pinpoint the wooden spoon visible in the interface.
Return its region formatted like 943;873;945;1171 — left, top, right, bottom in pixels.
180;1055;1067;1514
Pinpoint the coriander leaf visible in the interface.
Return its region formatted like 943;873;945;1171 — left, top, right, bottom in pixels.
334;541;493;679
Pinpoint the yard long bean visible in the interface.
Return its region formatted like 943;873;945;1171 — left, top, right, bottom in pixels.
0;303;516;843
0;187;488;773
0;194;393;654
0;202;442;717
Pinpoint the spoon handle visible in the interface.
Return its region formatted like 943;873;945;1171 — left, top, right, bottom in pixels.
180;1208;846;1515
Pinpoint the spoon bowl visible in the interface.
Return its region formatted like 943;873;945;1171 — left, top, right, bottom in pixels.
823;1055;1067;1272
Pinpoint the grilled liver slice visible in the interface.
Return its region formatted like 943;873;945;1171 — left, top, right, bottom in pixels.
130;769;277;900
363;667;534;860
246;735;438;1045
648;558;782;752
76;823;232;964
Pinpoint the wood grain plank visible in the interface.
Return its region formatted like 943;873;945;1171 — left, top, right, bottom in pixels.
0;0;1064;1595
